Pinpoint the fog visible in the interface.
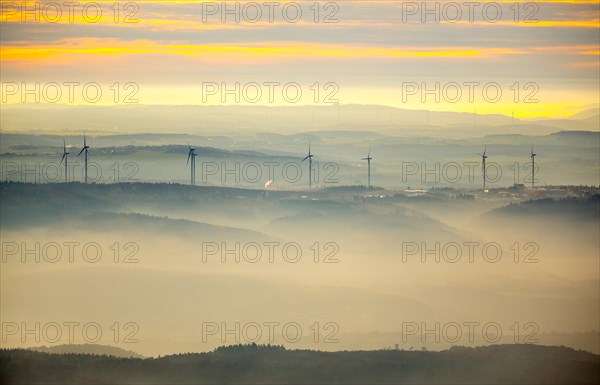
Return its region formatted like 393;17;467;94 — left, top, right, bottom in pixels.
1;156;598;356
2;0;599;380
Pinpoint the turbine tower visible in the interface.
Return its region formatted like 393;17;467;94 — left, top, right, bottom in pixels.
361;146;372;189
530;145;536;188
302;141;314;189
77;133;90;184
479;146;487;191
186;144;196;186
60;139;69;183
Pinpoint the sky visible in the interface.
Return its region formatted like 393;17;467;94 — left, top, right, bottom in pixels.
1;0;599;118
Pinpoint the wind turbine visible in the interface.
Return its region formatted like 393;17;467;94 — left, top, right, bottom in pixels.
479;146;487;191
302;141;314;189
530;145;537;188
361;146;372;189
60;139;69;183
77;133;89;184
186;144;196;186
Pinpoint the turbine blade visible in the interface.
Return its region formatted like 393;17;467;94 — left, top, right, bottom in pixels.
186;151;191;166
78;147;85;156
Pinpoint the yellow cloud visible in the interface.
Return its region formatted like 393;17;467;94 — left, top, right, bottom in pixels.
462;20;599;28
1;38;535;62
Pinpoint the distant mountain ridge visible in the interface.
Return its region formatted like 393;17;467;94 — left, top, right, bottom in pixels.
1;104;598;135
28;343;143;358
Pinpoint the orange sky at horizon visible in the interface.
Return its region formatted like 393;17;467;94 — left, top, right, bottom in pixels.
1;0;598;118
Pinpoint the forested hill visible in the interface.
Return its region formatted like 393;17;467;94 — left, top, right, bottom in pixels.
1;344;599;384
29;343;143;359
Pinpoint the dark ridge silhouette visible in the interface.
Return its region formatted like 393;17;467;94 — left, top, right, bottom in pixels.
483;196;600;222
1;344;598;384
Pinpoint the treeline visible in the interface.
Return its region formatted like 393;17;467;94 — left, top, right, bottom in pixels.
1;344;599;384
487;195;600;221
